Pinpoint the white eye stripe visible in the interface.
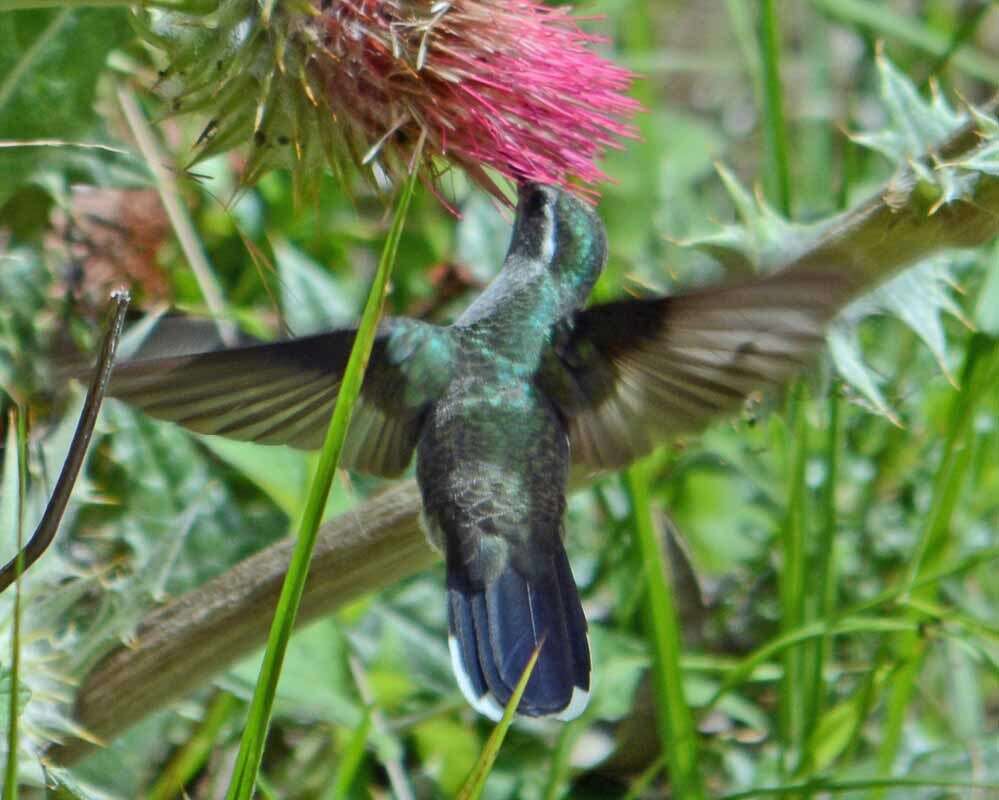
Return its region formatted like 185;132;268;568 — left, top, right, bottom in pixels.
538;196;557;266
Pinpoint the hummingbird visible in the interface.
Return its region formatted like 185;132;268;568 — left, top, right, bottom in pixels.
105;183;847;721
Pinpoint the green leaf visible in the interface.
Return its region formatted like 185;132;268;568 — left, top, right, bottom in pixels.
806;696;864;772
830;257;967;418
456;643;541;800
0;8;133;206
275;239;359;334
682;164;827;273
851;55;967;166
974;243;999;336
197;437;311;520
226;618;362;728
587;626;647;720
412;717;481;797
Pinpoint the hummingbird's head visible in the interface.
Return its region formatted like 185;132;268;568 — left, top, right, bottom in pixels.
510;183;608;313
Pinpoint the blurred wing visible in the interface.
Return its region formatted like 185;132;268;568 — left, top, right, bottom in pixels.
544;270;849;469
106;321;437;477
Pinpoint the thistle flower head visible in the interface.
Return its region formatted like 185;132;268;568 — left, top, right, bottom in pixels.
141;0;639;200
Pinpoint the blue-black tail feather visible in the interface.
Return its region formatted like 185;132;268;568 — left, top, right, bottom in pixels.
447;540;590;720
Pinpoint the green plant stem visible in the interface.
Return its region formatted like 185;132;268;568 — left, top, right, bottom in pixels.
224;170;418;800
810;0;999;83
117;86;235;347
0;9;70;125
922;0;991;83
907;334;999;586
457;645;541;800
872;333;999;797
3;408;28;799
720;775;999;799
778;383;808;775
324;708;372;800
148;692;240;800
627;463;704;800
800;387;840;775
759;0;792;215
0;0;210;10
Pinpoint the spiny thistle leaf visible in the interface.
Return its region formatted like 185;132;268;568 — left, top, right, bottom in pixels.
850;54;967;164
680;164;828;273
136;0;639;201
850;52;974;208
682;57;991;420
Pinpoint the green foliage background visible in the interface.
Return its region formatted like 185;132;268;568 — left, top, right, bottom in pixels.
1;1;997;798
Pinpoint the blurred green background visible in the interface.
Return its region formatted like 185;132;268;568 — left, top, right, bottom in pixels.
1;1;997;798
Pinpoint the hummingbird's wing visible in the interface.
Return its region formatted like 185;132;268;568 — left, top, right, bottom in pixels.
542;270;850;469
105;320;450;477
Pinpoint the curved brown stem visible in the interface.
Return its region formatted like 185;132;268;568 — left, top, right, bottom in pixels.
0;290;130;594
49;479;434;765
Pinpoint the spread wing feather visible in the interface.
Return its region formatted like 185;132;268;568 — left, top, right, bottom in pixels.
545;270;851;469
106;324;429;477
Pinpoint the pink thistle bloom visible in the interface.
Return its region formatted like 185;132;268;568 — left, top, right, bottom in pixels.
310;0;640;198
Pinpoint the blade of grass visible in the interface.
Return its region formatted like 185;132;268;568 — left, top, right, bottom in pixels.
922;0;991;84
906;334;999;588
810;0;999;83
719;775;999;799
799;387;841;778
224;168;419;800
2;407;27;798
777;382;809;775
116;85;236;347
543;712;588;800
622;754;668;800
758;0;792;215
872;333;999;798
703;616;918;712
626;461;704;800
147;692;240;800
323;706;373;800
456;644;541;800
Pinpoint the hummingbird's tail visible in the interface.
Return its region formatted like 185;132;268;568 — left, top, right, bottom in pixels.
445;539;591;721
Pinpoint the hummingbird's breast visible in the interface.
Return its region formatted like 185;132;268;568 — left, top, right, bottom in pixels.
414;357;570;584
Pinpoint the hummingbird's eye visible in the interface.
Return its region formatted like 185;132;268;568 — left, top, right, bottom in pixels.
523;187;549;218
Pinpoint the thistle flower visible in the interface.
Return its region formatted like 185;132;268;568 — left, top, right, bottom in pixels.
139;0;639;199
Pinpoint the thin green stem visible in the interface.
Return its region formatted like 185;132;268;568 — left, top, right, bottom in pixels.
457;645;541;800
810;0;999;83
0;0;210;10
800;387;841;777
872;334;999;799
224;170;419;800
720;775;999;799
922;0;991;84
148;692;240;800
627;463;704;800
906;335;999;588
778;383;808;774
0;8;70;115
759;0;792;215
323;708;372;800
3;408;28;799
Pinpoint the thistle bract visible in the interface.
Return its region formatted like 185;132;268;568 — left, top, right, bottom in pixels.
138;0;639;199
